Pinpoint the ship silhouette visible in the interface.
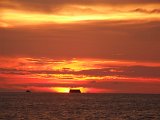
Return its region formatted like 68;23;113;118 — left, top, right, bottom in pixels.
69;88;81;93
26;90;31;93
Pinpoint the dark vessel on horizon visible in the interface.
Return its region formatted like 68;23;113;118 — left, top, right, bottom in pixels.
26;90;31;93
69;88;81;93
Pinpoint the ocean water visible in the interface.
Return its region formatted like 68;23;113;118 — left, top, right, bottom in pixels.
0;93;160;120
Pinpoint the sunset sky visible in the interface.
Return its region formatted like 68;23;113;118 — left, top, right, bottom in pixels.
0;0;160;93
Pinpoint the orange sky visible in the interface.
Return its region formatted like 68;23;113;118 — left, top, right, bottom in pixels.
0;0;160;93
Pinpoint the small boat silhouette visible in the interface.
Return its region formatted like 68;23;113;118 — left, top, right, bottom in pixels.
26;90;31;93
69;88;81;93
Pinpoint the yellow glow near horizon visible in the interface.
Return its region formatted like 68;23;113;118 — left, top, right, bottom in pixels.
1;4;160;27
52;87;70;93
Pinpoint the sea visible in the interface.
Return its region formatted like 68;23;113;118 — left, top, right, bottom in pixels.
0;93;160;120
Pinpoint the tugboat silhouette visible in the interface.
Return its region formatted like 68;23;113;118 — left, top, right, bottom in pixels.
69;88;81;93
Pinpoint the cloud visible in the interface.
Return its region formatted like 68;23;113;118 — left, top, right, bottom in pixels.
0;68;28;75
0;0;159;28
1;65;160;79
132;8;160;14
1;0;159;10
73;66;160;78
1;21;160;62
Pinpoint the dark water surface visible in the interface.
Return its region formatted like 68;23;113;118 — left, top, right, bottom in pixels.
0;93;160;120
